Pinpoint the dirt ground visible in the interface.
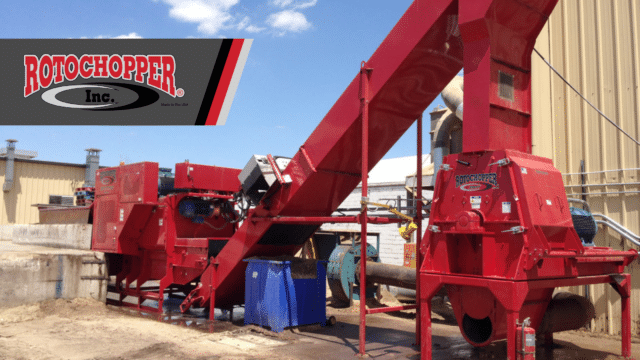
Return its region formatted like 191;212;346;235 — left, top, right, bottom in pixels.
0;298;294;360
0;293;638;360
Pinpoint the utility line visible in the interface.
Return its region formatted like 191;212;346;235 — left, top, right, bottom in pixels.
533;48;640;146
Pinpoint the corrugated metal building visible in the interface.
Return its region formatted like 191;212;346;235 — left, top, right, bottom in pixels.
532;0;640;335
0;158;85;225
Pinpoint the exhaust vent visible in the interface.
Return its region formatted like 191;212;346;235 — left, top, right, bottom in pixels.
83;148;101;187
498;71;514;101
1;139;37;192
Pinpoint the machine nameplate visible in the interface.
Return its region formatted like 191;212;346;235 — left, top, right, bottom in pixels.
456;173;498;191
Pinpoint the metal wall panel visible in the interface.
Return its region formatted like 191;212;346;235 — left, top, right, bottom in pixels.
533;0;640;336
0;159;84;225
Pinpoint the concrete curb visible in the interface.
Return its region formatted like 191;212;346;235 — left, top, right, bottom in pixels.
7;224;93;250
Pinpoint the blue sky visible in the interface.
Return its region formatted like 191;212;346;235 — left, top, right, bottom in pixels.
1;0;445;169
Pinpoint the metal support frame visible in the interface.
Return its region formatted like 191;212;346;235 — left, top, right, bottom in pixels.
415;115;423;347
420;274;633;360
355;64;425;356
251;216;402;225
359;61;372;357
209;258;218;325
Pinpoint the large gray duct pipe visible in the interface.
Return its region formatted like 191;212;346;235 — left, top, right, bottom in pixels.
442;75;463;119
2;139;17;192
431;109;461;178
83;148;101;187
431;76;464;184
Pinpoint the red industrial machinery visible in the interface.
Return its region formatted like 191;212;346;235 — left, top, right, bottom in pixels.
417;1;637;360
93;162;242;313
57;0;635;359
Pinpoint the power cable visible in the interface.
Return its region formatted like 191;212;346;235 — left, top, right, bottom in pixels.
533;48;640;146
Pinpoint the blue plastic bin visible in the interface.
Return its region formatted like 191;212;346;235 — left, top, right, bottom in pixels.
244;258;326;332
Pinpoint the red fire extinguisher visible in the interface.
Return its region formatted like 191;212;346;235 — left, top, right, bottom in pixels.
516;317;535;360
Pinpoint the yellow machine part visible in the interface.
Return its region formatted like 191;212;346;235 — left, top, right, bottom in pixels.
399;222;418;240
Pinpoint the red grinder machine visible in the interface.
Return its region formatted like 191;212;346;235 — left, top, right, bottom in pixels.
418;1;637;359
93;162;244;312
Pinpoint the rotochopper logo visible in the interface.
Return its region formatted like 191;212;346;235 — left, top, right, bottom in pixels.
455;173;499;191
24;54;184;110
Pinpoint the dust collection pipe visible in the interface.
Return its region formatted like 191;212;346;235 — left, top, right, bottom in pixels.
441;75;464;119
431;76;463;182
431;109;461;177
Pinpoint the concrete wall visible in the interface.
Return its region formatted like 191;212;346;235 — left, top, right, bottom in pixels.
10;224;93;250
0;242;107;308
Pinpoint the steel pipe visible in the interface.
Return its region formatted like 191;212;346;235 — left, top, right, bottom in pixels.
592;213;640;247
567;191;640;196
565;182;640;188
356;261;416;289
567;198;591;212
563;168;640;176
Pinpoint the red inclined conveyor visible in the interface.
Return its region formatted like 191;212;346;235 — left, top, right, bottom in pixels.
198;0;465;310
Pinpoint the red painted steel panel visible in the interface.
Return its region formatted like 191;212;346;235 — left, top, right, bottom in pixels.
174;162;241;193
93;163;158;255
459;0;555;153
119;162;158;204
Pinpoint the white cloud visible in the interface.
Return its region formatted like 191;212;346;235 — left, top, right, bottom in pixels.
271;0;293;6
237;16;250;30
162;0;239;35
159;0;315;36
271;0;316;9
267;10;311;34
114;32;143;39
246;25;266;33
292;0;316;9
79;33;143;39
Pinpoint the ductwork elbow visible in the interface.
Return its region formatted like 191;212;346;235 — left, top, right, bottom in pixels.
442;75;464;120
431;109;461;183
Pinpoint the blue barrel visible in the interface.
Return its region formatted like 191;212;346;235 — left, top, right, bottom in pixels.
244;258;326;332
